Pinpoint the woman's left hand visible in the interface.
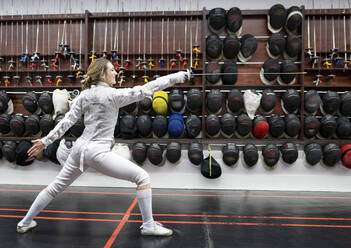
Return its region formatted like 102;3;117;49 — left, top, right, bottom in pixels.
28;139;45;158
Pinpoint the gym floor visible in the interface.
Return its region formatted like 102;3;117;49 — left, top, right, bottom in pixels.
0;185;350;248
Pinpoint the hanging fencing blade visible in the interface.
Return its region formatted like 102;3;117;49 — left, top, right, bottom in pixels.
131;15;137;82
314;7;323;86
30;20;40;69
8;16;15;70
170;7;177;69
159;11;165;69
311;13;319;68
182;9;188;69
41;20;48;70
124;15;131;68
13;18;20;84
147;14;155;70
89;19;97;62
102;1;109;59
306;15;313;59
322;11;332;69
75;19;83;80
135;16;142;68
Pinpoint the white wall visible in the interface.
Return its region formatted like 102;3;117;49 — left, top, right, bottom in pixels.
1;146;351;192
1;0;351;191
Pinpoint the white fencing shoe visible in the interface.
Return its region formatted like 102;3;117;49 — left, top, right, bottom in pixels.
17;220;37;234
140;222;173;236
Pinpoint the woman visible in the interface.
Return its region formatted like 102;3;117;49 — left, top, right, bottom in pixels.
17;58;189;236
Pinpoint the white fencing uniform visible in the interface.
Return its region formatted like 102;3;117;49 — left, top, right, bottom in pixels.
41;73;185;197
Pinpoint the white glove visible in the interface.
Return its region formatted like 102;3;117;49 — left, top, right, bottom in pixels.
243;90;262;119
169;71;188;84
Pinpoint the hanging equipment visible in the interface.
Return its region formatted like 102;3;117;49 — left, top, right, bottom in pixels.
124;15;131;68
8;13;15;70
169;9;177;69
159;11;165;69
89;19;97;63
314;7;323;85
182;10;188;69
322;10;332;69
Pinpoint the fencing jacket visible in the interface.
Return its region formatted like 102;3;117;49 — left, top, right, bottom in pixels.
41;75;178;171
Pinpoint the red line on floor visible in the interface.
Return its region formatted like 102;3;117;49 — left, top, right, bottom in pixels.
1;188;351;199
2;208;351;221
104;198;138;248
2;214;351;228
0;208;125;216
0;214;122;222
127;220;351;228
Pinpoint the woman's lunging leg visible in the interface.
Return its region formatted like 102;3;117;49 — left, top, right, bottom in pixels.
136;184;154;228
90;152;154;226
17;155;82;232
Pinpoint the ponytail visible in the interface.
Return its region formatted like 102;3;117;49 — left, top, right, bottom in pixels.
80;58;109;90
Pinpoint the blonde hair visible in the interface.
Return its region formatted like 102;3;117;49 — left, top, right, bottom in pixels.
80;58;110;90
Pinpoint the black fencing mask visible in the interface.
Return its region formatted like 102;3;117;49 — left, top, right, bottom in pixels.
238;34;257;62
226;7;242;35
185;114;201;138
38;91;54;114
304;90;321;115
260;89;277;113
304;143;322;166
267;33;286;58
206;89;223;114
207;8;226;33
269;114;285;138
206;35;222;60
2;141;17;163
236;113;252;137
205;61;221;84
268;4;287;33
206;114;220;137
220;113;236;138
322;143;341;167
152;115;168;138
169;89;185;113
147;143;163;166
188;142;203;165
260;58;280;85
166;142;181;163
0;113;11;134
186;88;202;113
321;91;340;115
304;115;320;138
137;115;152;137
280;142;298;164
25;114;40;135
221;61;237;85
262;144;280;167
119;114;137;139
10;114;25;137
227;89;243;114
282;89;300;114
278;59;297;85
132;142;147;164
285;114;300;138
40;114;54;136
222;143;239;166
243;144;258;167
223;35;240;59
22;91;39;114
